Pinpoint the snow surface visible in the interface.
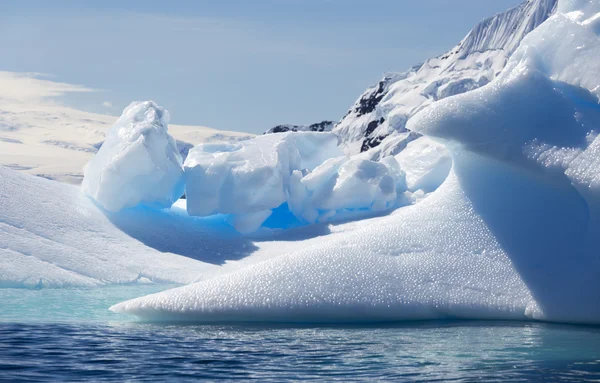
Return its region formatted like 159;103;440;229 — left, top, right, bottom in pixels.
0;164;342;288
3;0;600;326
0;72;250;184
82;101;185;212
111;0;600;325
0;165;213;288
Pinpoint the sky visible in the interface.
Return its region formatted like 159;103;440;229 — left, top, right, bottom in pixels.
0;0;523;133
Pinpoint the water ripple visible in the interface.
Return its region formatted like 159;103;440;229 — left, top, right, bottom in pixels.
1;322;600;382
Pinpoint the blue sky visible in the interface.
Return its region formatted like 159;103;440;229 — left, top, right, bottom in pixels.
0;0;523;133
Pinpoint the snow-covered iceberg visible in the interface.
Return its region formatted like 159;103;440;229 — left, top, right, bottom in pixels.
184;132;414;230
82;101;185;212
184;132;343;232
287;156;408;224
111;0;600;325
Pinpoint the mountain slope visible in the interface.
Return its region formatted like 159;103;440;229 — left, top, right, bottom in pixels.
333;0;558;157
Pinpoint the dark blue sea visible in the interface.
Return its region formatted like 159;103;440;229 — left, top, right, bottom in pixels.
1;287;600;382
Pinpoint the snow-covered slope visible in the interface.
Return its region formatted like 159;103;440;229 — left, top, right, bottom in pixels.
0;165;212;288
333;0;558;157
111;0;600;325
264;121;334;134
0;72;251;184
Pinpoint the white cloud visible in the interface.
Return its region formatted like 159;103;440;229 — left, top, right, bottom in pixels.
0;71;248;184
0;71;95;104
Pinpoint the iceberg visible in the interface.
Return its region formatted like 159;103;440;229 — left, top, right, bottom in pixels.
111;0;600;325
82;101;185;212
184;132;415;230
183;132;342;231
288;156;408;224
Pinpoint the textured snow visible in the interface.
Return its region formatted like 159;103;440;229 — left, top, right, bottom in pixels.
112;160;580;323
82;101;185;212
111;0;600;325
333;0;557;157
0;164;356;288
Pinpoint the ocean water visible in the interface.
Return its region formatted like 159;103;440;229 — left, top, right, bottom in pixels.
1;287;600;382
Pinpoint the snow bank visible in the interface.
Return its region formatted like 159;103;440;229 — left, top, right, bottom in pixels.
112;1;600;325
82;101;184;212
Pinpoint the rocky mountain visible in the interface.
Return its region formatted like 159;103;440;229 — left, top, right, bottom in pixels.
264;121;335;134
330;0;558;158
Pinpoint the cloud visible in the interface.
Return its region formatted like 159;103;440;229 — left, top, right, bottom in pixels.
0;71;96;105
102;101;113;108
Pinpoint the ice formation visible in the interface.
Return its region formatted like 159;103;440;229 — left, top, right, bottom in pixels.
111;0;600;325
392;137;452;193
184;132;342;231
82;101;185;212
2;0;600;326
287;156;408;223
184;132;414;229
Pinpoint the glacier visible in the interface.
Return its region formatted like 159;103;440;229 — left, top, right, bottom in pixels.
110;0;600;325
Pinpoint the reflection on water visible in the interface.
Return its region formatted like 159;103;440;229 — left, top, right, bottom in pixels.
1;321;599;382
